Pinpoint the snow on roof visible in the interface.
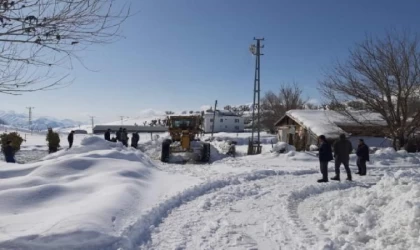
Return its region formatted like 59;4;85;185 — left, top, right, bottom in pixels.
279;110;385;138
205;110;240;117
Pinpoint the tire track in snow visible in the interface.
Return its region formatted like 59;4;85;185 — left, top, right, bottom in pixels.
114;169;318;249
285;181;373;247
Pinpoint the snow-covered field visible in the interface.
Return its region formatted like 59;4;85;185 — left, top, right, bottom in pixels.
0;131;420;249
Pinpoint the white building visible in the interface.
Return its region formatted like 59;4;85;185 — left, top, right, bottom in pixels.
203;110;244;133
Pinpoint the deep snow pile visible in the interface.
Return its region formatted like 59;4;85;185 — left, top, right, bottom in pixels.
204;132;278;156
203;132;278;145
0;137;156;249
313;169;420;250
271;142;296;154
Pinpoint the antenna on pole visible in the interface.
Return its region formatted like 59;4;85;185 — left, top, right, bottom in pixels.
248;37;264;155
26;107;34;134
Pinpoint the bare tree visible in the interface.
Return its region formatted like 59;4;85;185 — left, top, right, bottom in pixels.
323;100;346;111
0;0;131;94
261;83;307;132
319;30;420;148
239;105;250;112
279;83;306;110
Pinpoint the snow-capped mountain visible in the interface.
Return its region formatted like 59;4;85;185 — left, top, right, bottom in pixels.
0;110;82;130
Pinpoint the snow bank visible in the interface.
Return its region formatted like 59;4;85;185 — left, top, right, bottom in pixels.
271;142;296;154
203;132;278;145
313;169;420;250
0;136;156;249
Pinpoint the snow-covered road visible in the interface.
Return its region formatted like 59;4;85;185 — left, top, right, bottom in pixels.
142;172;318;250
134;152;420;250
1;134;420;250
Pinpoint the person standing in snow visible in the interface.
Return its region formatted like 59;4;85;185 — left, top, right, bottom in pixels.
131;132;139;148
332;134;353;181
116;127;123;142
104;129;111;141
3;140;15;163
317;135;333;183
67;131;75;149
121;128;128;147
356;139;369;176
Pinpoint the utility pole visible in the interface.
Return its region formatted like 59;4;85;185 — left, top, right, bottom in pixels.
26;107;34;134
211;100;218;137
89;116;95;133
119;116;127;125
249;37;264;155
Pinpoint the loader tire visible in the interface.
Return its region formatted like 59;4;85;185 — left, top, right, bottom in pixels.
161;141;170;163
201;143;211;162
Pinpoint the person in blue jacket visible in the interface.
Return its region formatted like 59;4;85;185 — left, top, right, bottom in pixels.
3;140;16;163
318;135;333;183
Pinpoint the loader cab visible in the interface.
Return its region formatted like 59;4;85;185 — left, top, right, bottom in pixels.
172;119;192;130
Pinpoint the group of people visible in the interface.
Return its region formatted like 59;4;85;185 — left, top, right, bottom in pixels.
317;133;370;182
66;128;141;150
104;128;140;148
2;128;143;164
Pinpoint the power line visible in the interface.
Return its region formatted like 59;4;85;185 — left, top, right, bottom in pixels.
89;116;95;132
119;116;128;125
249;37;264;155
26;107;34;134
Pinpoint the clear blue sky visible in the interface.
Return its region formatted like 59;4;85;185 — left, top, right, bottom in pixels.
2;0;420;123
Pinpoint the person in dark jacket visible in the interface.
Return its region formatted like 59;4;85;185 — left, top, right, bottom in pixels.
121;128;128;147
356;139;369;176
131;132;139;148
116;128;123;142
3;140;15;163
332;134;353;181
67;131;74;149
104;129;111;141
318;135;333;183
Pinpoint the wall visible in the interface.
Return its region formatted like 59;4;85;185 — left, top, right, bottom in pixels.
203;114;244;133
276;116;302;145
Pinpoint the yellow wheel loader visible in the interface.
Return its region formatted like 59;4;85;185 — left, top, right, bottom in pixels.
161;115;211;163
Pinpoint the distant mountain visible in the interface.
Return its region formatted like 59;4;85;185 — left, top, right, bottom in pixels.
0;110;82;131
